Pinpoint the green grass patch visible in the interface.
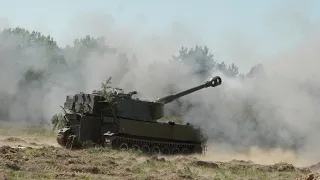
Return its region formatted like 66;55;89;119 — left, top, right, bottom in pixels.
0;122;55;137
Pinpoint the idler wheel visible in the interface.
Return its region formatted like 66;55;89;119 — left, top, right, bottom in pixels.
56;131;70;147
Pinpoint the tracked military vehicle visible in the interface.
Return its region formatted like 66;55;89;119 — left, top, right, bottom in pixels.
56;76;222;155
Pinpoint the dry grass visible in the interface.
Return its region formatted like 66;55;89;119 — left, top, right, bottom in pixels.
0;145;312;180
0;122;318;180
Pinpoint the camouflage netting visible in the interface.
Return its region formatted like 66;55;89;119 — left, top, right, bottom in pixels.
50;76;118;131
99;76;119;112
51;113;66;131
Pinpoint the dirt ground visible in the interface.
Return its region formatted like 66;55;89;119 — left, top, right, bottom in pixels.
0;124;320;180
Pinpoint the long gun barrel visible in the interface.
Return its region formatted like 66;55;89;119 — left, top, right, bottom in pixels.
155;76;222;104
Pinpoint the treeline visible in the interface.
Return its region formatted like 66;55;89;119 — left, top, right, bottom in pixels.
2;27;264;82
0;27;264;123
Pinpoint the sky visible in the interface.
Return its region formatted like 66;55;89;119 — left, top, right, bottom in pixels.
0;0;319;73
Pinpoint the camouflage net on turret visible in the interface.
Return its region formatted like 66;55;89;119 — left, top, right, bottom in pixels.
99;76;113;100
50;76;118;131
99;76;119;116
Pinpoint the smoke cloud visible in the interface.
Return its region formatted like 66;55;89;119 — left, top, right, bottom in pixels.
1;1;320;166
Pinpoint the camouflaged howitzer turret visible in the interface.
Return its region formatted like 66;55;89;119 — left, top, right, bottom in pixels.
56;76;222;155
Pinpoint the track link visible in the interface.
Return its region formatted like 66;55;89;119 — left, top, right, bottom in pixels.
56;130;204;155
103;135;203;155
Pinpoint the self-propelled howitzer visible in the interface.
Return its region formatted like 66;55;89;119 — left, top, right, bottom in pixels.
56;76;222;155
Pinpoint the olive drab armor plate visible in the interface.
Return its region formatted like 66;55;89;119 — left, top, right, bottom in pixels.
56;76;222;155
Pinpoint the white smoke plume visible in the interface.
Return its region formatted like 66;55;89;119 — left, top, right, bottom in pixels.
1;0;320;167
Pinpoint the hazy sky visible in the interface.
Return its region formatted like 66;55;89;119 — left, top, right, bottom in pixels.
0;0;319;73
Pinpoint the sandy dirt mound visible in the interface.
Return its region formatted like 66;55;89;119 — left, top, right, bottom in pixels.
0;141;316;180
296;173;320;180
0;125;318;180
0;135;59;148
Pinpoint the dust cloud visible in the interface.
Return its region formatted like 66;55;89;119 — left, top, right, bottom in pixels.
185;1;320;166
0;1;320;167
